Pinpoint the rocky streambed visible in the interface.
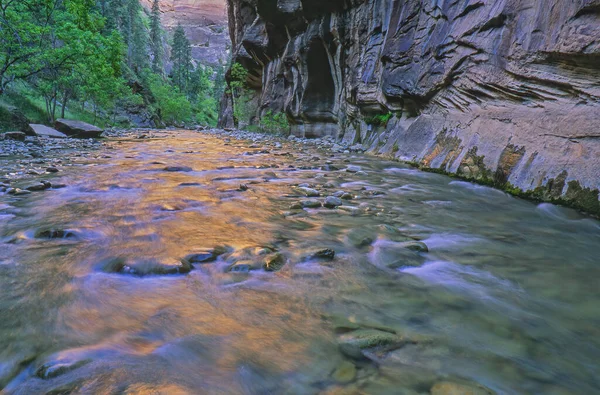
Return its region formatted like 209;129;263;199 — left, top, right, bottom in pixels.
1;130;599;394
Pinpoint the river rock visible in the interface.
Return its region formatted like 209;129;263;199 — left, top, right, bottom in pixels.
305;248;335;261
430;381;495;395
264;252;286;272
293;186;320;197
301;199;321;208
26;124;67;138
3;131;26;141
100;257;192;276
324;196;343;208
55;119;103;138
163;166;193;172
37;358;91;380
331;360;357;383
337;329;403;360
183;247;228;264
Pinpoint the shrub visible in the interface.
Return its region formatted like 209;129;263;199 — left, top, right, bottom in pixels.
364;112;392;127
259;110;290;135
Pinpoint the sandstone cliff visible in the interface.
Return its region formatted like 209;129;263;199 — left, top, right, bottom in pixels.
220;0;600;214
140;0;229;66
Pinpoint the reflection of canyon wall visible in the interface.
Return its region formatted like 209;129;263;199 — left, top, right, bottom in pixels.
140;0;230;65
220;0;600;215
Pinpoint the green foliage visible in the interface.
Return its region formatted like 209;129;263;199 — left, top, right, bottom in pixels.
147;73;192;125
228;63;253;126
259;111;290;135
364;112;393;127
0;0;224;129
171;24;193;92
149;0;164;74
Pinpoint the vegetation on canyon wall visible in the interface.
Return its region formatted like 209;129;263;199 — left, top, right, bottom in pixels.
0;0;225;131
229;63;290;135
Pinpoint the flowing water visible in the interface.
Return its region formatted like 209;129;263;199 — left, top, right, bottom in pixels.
1;131;599;394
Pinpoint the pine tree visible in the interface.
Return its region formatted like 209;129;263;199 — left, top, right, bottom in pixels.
171;24;193;92
150;0;164;74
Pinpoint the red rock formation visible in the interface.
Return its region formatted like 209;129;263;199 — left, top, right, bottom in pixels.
140;0;229;66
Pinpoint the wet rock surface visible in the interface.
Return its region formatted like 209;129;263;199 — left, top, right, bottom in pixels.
0;129;599;394
222;0;600;215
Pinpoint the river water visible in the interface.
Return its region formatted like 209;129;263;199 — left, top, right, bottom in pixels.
1;131;599;394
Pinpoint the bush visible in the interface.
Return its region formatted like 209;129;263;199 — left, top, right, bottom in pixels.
364;112;392;127
147;74;192;125
259;110;290;135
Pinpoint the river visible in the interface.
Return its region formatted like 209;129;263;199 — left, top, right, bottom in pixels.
1;130;599;394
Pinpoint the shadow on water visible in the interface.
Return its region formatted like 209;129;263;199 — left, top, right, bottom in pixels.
1;131;599;394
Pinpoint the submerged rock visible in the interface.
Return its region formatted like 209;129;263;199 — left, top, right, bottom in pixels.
100;257;192;276
305;248;335;261
331;360;357;383
430;381;495;395
163;166;193;172
301;199;322;208
264;252;286;272
183;247;229;264
338;329;403;359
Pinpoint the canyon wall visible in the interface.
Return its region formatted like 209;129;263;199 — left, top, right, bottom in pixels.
220;0;600;214
140;0;229;66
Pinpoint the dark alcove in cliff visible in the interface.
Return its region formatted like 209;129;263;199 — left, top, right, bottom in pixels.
302;40;336;122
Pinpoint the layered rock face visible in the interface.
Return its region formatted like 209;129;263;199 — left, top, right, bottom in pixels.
220;0;600;214
140;0;229;65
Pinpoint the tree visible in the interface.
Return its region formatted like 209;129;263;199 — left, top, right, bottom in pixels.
228;62;252;126
149;0;164;74
170;24;192;92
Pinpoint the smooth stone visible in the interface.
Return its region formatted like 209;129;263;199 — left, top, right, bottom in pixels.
183;247;227;264
100;257;192;276
345;228;375;248
338;329;403;360
301;199;322;208
430;381;495;395
229;262;252;273
289;202;303;210
399;241;429;253
55;119;103;138
331;361;357;383
26;124;67;138
324;196;343;208
26;182;51;191
163;166;192;172
346;165;361;173
293;186;320;197
46;167;59;173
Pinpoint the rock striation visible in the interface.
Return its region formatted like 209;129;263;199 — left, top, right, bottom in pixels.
220;0;600;214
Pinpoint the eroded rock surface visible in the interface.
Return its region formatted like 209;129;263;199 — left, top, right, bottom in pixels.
220;0;600;214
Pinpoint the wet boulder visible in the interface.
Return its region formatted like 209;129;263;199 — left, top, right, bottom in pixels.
54;119;103;138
